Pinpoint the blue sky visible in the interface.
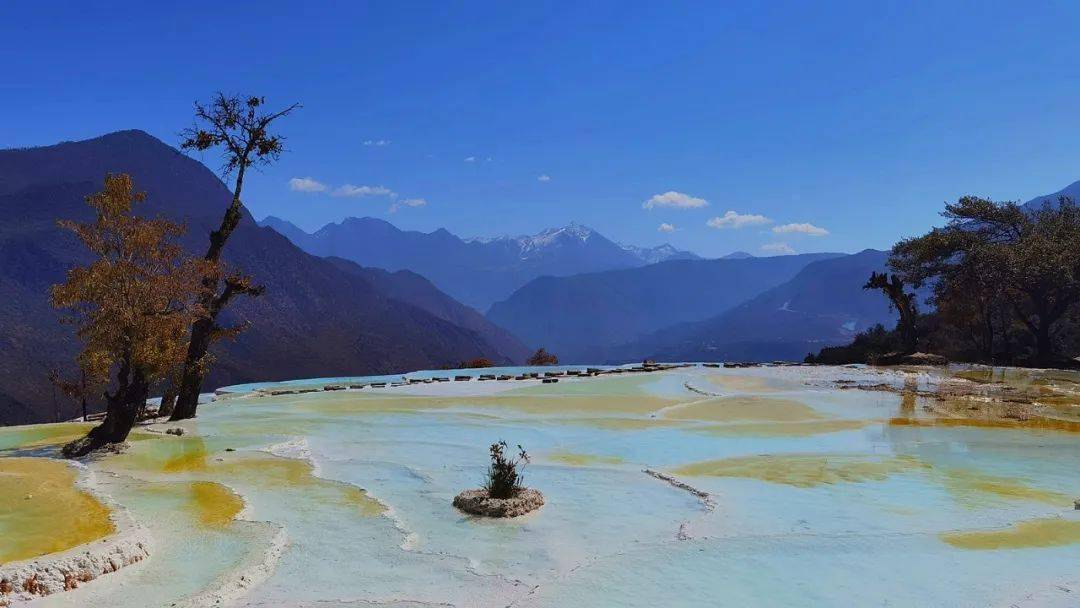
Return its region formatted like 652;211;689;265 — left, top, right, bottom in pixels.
4;1;1080;258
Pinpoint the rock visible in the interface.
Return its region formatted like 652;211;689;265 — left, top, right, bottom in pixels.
542;378;559;384
165;427;185;436
870;351;949;366
323;384;345;391
452;488;544;518
455;376;471;382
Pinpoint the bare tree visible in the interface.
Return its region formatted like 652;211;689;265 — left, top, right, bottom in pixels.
170;94;299;420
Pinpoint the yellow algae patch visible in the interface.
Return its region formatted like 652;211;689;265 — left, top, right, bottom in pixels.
213;454;317;487
698;419;876;437
110;436;212;473
161;440;211;473
705;374;788;393
341;485;386;517
289;390;682;418
0;458;114;563
461;394;679;416
189;481;244;527
889;416;1080;433
941;518;1080;550
672;454;927;487
662;396;823;423
0;423;157;453
0;422;94;452
547;451;624;466
559;416;688;431
295;394;454;416
937;469;1070;507
211;454;384;515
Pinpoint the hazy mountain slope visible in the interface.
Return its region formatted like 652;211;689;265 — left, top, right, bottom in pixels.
1023;178;1080;210
259;216;698;310
621;249;896;362
485;253;843;363
0;131;522;424
324;256;530;363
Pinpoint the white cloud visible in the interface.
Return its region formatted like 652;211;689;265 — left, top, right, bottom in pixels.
363;139;391;147
332;184;396;198
642;191;708;210
657;223;676;233
772;222;829;236
464;156;476;163
761;242;796;255
537;174;551;182
389;198;427;213
706;210;772;229
289;177;327;193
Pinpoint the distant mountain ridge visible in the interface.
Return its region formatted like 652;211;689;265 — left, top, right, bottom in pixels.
258;216;699;310
616;249;898;362
1023;178;1080;210
485;252;844;362
0;130;527;424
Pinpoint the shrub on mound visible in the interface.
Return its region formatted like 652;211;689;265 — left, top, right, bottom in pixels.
453;440;543;518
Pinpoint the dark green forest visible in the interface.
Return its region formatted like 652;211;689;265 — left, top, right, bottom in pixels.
809;196;1080;368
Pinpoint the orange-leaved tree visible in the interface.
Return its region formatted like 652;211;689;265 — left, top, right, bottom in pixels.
526;347;559;366
54;174;210;457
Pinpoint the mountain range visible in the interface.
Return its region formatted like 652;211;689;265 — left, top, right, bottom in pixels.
615;249;899;362
258;216;699;310
0;130;527;425
485;253;846;362
6;129;1077;424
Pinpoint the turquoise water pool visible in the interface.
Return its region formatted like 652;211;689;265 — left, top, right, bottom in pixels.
13;364;1079;607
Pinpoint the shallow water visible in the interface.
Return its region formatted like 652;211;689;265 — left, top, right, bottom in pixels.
0;457;113;562
3;364;1079;607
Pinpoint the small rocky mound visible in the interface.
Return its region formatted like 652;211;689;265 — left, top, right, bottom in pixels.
452;488;544;518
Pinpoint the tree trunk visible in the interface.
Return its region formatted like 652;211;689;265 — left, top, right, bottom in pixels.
63;367;148;458
158;381;178;418
172;185;246;420
896;300;918;354
171;316;214;420
1034;322;1054;366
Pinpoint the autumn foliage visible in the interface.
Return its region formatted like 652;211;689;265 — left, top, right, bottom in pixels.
526;347;559;366
54;174;208;456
